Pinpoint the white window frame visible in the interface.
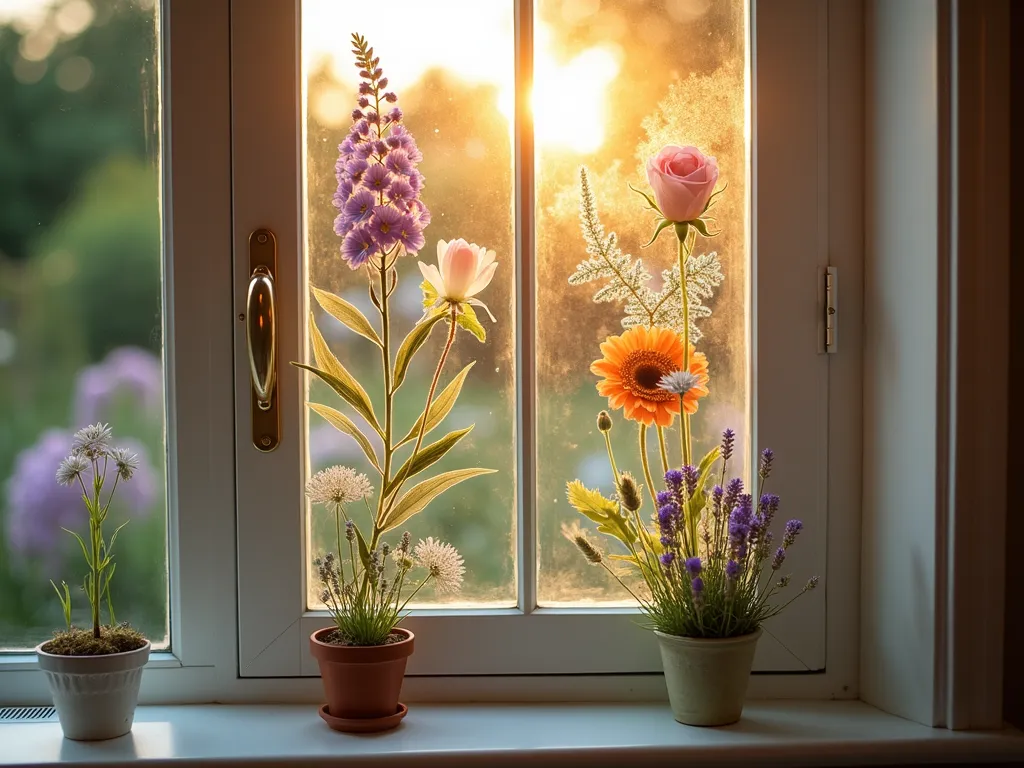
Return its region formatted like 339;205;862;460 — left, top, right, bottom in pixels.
1;0;1007;728
230;0;849;684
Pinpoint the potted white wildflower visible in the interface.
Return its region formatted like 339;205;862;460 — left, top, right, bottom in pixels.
34;423;151;741
307;466;464;733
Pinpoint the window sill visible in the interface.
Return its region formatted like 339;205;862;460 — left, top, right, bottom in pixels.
3;701;1022;767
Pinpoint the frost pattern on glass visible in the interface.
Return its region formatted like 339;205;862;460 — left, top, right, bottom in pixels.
536;0;749;605
302;1;517;607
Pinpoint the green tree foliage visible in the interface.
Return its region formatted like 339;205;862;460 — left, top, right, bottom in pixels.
0;0;157;263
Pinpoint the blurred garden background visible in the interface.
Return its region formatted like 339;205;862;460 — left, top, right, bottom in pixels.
0;0;166;649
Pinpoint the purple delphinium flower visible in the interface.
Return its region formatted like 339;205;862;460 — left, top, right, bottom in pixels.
5;431;157;561
771;547;786;570
343;190;376;224
684;556;702;576
660;551;675;567
759;448;775;479
656;490;674;506
385;148;413;177
783;519;803;548
73;347;163;427
332;37;430;269
691;576;704;599
341;225;377;268
370;205;403;249
758;493;780;526
363;163;390;193
725;559;740;579
394;212;426;255
721;428;735;462
664;469;684;489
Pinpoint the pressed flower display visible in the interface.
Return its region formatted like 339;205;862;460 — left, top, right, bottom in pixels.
302;1;517;606
0;1;168;651
534;0;749;604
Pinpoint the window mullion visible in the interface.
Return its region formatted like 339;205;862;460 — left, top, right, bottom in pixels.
514;0;537;614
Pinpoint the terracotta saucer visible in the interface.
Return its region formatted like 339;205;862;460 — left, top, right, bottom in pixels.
318;703;408;733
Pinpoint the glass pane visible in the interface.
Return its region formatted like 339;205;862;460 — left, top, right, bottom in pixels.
536;0;749;604
302;1;516;606
0;0;166;648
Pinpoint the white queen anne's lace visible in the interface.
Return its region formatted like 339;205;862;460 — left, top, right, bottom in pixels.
306;466;373;506
413;537;465;594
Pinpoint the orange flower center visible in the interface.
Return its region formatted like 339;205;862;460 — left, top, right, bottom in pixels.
621;350;675;402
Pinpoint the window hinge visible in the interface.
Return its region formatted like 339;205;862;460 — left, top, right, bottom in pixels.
824;266;837;353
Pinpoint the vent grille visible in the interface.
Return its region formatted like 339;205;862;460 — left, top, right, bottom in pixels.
0;706;57;723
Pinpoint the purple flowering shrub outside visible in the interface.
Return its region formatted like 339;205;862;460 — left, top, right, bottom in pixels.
1;346;166;645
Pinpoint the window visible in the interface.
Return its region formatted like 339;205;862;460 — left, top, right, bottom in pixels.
233;0;830;679
1;0;849;701
0;0;167;652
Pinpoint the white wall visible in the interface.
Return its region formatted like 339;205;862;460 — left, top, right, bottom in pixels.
862;0;941;726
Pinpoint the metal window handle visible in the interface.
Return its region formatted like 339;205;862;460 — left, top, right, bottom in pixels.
246;265;277;410
247;228;279;452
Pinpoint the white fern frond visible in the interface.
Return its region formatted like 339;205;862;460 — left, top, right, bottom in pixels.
569;167;656;320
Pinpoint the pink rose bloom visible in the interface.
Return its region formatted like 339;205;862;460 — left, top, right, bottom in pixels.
645;145;720;223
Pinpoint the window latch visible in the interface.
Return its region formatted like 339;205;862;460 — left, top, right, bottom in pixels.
824;266;837;354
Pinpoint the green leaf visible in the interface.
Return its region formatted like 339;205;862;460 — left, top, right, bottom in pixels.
455;304;486;342
393;311;446;392
354;525;372;575
380;468;497;533
420;279;440;311
396;362;476;447
566;480;637;546
697;445;721;480
61;527;91;566
308;402;382;474
297;314;381;435
684;446;722;531
690;217;718;238
642;218;674;248
384;426;474;497
628;183;662;214
105;519;130;559
312;286;382;347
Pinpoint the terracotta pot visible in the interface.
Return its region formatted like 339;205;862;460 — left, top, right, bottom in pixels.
654;628;761;726
36;640;150;740
310;627;414;720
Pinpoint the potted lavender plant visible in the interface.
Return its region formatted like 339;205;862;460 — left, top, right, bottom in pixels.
563;149;817;725
34;423;151;741
298;34;497;733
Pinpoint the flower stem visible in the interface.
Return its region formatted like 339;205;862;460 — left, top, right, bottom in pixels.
677;233;693;468
656;426;669;474
638;424;656;504
603;431;619;479
382;303;459;522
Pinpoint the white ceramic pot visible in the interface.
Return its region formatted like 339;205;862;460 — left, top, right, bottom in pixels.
35;640;150;740
654;628;761;726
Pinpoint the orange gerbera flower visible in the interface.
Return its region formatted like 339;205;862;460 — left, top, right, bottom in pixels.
590;326;710;427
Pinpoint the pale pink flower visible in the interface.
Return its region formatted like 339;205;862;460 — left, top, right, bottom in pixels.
646;145;720;223
419;238;498;321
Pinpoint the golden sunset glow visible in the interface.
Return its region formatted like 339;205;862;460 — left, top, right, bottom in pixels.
303;0;620;154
